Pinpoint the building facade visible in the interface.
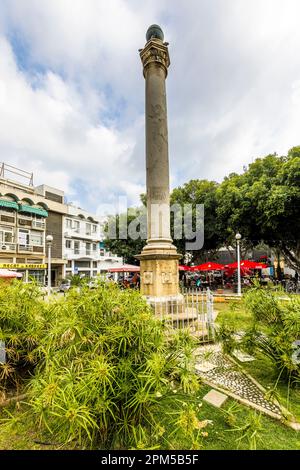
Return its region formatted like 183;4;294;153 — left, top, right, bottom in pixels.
0;169;67;284
0;164;123;285
63;205;122;279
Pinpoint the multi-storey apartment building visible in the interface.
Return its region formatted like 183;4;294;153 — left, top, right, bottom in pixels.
0;163;122;284
63;205;122;278
0;164;67;284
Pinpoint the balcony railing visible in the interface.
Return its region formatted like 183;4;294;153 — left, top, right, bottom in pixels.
18;216;46;230
18;244;33;252
64;229;99;240
0;243;16;252
32;219;46;229
64;249;99;259
17;244;45;254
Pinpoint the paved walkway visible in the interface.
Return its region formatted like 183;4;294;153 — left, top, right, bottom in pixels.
194;344;282;418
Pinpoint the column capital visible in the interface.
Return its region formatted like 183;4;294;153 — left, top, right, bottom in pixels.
140;38;170;78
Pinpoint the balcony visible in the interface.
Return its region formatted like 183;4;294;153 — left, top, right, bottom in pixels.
18;216;46;230
64;249;100;260
0;243;16;252
32;219;46;229
17;244;45;254
64;229;99;241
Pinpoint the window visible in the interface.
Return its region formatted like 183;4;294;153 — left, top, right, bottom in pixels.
28;270;45;284
66;219;72;229
75;261;90;268
86;223;91;236
18;229;30;246
65;240;72;249
74;241;80;254
93;262;97;268
92;225;97;233
93;243;97;251
30;231;43;246
86;242;91;255
73;220;80;233
0;226;14;245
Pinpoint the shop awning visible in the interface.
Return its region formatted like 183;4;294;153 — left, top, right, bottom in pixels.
0;200;19;210
18;204;48;217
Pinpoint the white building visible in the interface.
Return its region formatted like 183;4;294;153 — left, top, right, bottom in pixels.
62;204;122;279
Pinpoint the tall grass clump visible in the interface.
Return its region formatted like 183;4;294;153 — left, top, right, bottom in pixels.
26;282;202;449
241;287;300;384
0;280;48;394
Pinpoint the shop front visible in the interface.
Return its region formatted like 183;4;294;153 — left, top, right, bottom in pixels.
0;262;46;284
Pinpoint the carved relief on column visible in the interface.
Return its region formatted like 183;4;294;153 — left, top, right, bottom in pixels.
161;272;172;284
143;271;153;284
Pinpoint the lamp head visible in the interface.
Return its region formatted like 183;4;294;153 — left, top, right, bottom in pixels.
235;233;242;241
46;234;53;243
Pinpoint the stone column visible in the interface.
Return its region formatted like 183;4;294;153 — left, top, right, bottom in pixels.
136;25;181;303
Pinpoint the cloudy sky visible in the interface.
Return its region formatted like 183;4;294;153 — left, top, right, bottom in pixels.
0;0;299;214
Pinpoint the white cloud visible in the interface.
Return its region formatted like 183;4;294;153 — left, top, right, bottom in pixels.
0;0;299;212
0;36;140;206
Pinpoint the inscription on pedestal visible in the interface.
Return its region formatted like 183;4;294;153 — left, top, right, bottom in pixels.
143;271;153;284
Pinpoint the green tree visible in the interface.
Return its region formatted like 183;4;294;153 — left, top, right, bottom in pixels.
170;180;225;262
216;147;300;271
104;207;146;264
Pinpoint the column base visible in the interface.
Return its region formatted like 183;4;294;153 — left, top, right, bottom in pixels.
136;245;181;298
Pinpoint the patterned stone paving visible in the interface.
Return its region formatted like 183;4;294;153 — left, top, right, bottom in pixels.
194;344;282;417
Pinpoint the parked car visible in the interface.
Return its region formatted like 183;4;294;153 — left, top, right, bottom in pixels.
59;280;71;292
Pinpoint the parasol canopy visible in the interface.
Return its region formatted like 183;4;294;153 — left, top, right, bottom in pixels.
226;260;268;269
179;265;195;271
0;269;23;278
193;262;225;271
108;264;140;273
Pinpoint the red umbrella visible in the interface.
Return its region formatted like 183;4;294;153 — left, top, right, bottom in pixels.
179;265;195;271
193;262;225;271
226;260;268;269
108;264;140;273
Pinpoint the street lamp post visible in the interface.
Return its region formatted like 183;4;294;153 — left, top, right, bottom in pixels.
235;233;242;296
46;234;53;296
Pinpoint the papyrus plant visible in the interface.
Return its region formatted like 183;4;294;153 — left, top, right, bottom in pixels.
26;282;202;449
0;280;47;394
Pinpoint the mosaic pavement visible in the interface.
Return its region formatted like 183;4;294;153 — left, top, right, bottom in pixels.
194;344;282;417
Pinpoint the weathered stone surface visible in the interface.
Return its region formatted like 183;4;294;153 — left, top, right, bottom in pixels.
203;389;228;408
287;421;300;431
195;362;217;373
232;349;255;362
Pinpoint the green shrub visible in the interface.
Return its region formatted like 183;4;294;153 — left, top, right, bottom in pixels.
242;288;300;383
216;320;238;355
25;283;202;449
0;281;47;393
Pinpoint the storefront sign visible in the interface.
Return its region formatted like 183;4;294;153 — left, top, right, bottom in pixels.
0;263;47;269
